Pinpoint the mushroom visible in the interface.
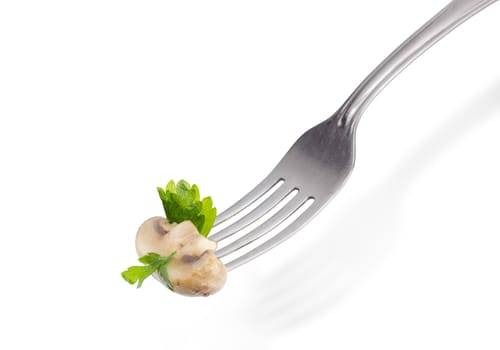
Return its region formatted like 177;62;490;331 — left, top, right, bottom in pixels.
135;216;227;296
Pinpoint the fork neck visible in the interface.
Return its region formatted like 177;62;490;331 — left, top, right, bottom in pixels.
332;0;497;131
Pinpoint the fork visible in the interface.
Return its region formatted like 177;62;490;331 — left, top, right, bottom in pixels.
210;0;498;271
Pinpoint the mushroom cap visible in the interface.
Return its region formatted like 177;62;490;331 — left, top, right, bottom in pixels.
135;216;216;257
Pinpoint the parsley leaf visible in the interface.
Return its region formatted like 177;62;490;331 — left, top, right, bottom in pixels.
121;252;176;288
157;180;217;236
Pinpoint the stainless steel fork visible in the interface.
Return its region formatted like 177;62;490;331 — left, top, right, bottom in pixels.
211;0;498;271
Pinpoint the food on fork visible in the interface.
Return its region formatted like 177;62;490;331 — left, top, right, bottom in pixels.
122;180;226;297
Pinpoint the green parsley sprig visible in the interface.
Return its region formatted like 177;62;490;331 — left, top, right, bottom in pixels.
121;252;176;290
157;180;217;236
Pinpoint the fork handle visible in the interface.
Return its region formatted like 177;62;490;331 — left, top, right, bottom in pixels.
336;0;498;129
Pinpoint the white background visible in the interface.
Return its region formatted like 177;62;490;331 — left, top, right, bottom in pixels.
1;1;499;349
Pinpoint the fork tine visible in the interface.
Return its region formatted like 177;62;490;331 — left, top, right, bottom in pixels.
210;184;294;242
214;174;283;226
216;194;310;259
223;199;320;271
